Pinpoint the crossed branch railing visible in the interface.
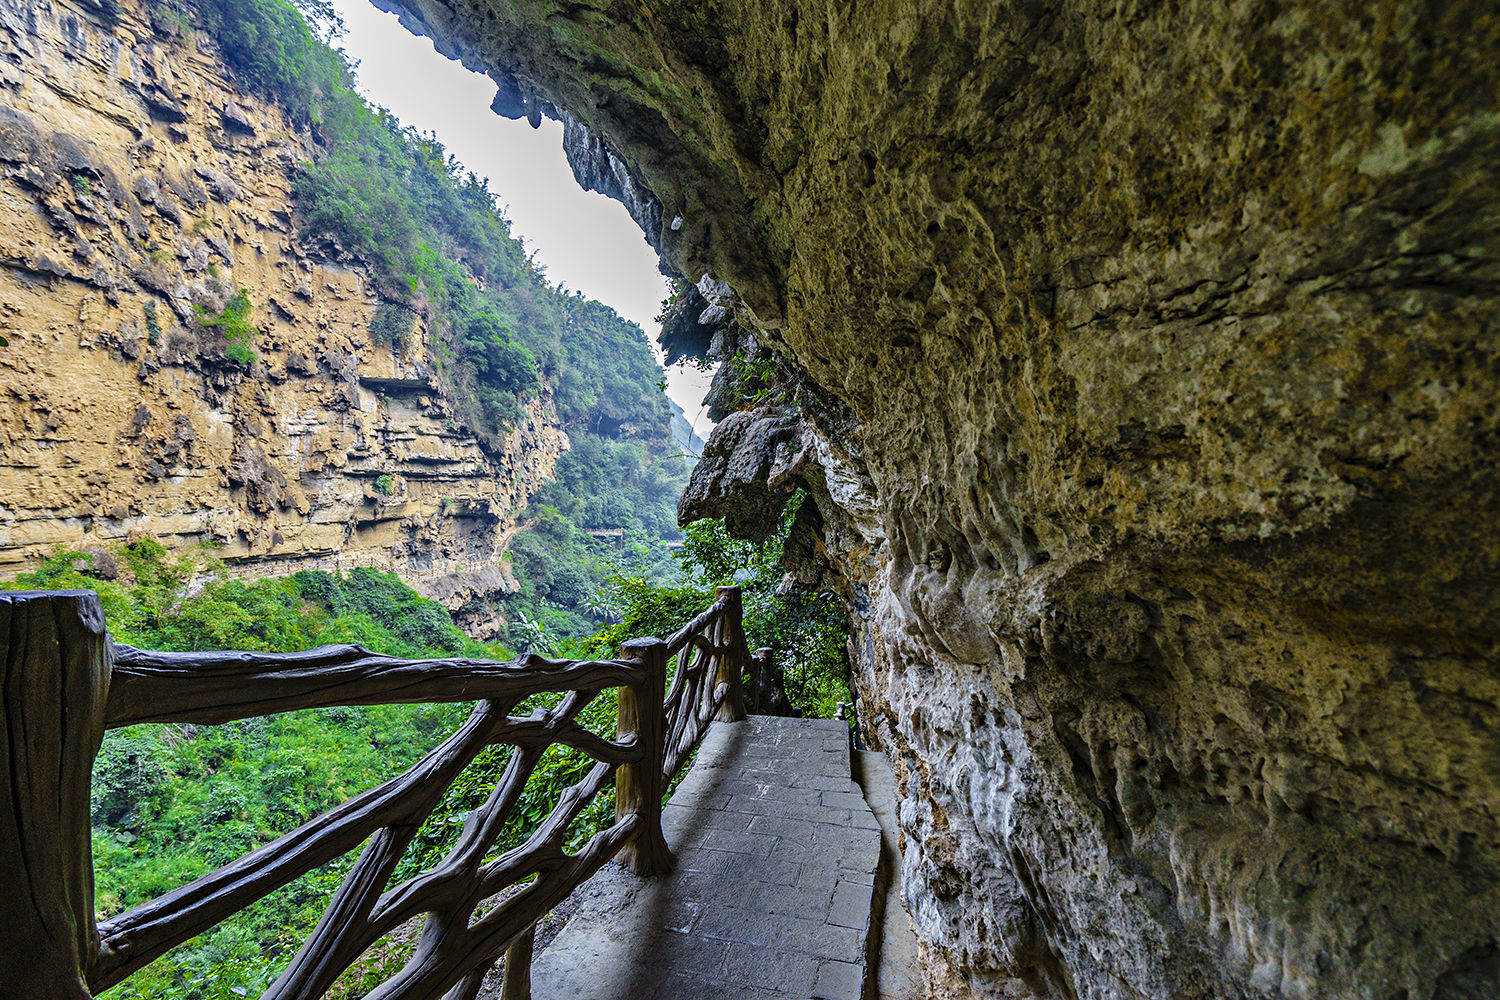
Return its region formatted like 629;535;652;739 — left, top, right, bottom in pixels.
0;585;752;1000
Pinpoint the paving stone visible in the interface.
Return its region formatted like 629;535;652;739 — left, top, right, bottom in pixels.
530;716;880;1000
721;942;821;994
723;852;803;886
732;797;851;823
828;879;872;930
704;828;780;856
821;789;870;810
767;836;818;862
698;808;757;832
693;902;784;946
763;883;834;921
678;847;736;876
648;928;730;974
747;814;818;839
813;821;868;847
813;959;865;1000
805;773;863;791
836;831;882;874
719;780;820;805
767;914;866;958
659;972;785;1000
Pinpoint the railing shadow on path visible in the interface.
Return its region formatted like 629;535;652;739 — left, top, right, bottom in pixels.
0;584;751;1000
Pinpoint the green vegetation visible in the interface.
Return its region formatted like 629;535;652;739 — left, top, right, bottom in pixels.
195;287;256;366
8;541;498;659
11;506;850;996
372;473;393;496
143;299;162;346
501;304;691;644
370;300;414;345
5;544;519;998
724;350;791;410
582;492;852;719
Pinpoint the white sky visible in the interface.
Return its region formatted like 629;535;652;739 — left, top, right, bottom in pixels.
329;0;714;440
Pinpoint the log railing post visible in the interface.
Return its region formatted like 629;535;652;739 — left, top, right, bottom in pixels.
0;591;112;999
499;924;535;1000
616;637;673;875
750;647;773;715
713;586;749;723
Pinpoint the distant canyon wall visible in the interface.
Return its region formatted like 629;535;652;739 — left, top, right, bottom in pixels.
0;0;567;629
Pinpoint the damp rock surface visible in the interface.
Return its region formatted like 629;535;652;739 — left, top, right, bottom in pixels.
376;0;1500;997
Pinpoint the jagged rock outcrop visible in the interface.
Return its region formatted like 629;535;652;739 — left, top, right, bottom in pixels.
373;1;1497;998
0;0;567;631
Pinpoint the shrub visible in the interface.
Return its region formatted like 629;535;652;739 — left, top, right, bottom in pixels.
200;0;344;114
370;301;413;345
195;288;256;366
143;300;162;345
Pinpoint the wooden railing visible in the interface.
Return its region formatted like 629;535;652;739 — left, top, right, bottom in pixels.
0;585;748;1000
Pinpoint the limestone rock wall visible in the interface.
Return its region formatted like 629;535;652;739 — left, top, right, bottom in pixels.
378;1;1500;998
0;0;567;627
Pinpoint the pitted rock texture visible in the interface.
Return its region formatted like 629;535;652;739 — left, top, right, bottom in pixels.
376;1;1498;998
0;0;567;626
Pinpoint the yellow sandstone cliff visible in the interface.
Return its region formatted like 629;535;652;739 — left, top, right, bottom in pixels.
0;0;567;630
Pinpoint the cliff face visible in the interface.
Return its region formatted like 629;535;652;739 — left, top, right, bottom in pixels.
0;0;567;627
372;2;1499;999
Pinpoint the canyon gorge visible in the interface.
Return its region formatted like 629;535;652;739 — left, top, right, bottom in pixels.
3;0;1498;998
0;0;690;638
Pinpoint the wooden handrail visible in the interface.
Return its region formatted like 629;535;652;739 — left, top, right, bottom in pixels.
660;585;748;784
0;586;751;1000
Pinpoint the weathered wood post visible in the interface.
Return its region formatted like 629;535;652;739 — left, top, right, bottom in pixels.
499;924;535;1000
751;647;774;715
0;591;112;999
616;637;674;875
713;586;749;722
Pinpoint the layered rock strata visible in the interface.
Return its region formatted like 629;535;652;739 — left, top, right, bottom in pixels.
376;1;1499;998
0;0;567;627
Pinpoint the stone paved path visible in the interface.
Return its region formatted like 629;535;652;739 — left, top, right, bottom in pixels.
531;716;883;1000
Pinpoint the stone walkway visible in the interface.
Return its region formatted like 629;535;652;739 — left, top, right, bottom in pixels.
530;716;883;1000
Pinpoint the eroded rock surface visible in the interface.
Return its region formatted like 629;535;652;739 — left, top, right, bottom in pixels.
0;0;568;629
378;0;1499;997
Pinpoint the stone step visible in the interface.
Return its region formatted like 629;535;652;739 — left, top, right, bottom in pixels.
529;716;883;1000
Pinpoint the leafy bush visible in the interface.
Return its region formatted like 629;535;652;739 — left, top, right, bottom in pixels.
370;301;414;345
5;545;514;998
143;300;162;345
195;288;256;366
578;494;853;719
200;0;345;115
